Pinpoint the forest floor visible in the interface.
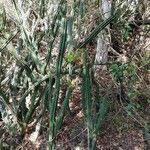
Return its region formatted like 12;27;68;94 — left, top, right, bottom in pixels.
0;84;150;150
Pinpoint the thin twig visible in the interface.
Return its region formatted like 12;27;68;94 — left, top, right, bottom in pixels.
0;30;19;52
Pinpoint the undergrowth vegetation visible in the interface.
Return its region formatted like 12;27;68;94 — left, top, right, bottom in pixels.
0;0;150;149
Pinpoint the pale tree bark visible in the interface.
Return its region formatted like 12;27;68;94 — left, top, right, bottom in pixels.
95;0;111;70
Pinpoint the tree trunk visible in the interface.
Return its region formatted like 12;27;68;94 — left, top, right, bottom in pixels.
95;0;111;70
